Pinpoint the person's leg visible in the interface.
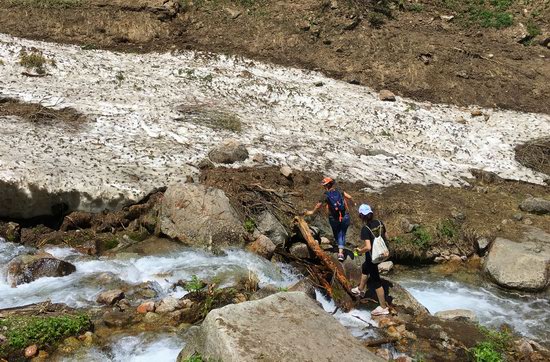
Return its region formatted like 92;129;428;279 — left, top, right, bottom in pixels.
338;214;350;252
328;217;340;246
368;261;388;309
375;286;388;309
358;274;368;291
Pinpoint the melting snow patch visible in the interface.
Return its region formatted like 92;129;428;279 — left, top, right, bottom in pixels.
1;34;549;216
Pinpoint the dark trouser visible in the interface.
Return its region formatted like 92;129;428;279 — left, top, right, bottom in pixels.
329;213;350;249
362;253;382;289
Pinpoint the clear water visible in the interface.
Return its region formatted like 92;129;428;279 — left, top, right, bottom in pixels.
0;240;299;309
393;269;550;343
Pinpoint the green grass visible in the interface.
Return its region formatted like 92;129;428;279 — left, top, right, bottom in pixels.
471;342;502;362
0;314;91;358
9;0;81;8
104;238;119;250
441;0;515;28
526;19;541;38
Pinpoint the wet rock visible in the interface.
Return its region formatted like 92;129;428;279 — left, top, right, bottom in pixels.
476;237;491;255
289;243;313;259
156;296;179;313
379;89;396;101
143;312;161;324
250;285;279;301
30;350;49;362
394;356;413;362
97;289;125;305
247;234;276;259
208;139;249;164
0;221;21;243
484;237;550;291
177;292;383;361
137;301;156;314
288;278;316;299
384;278;429;316
78;331;94;346
252;153;265;163
102;310;133;328
519;197;550;215
256;211;288;246
25;344;38;358
378;261;393;274
434;309;477;322
375;348;391;360
7;254;76;286
58;336;81;353
160;183;244;247
516;338;534;357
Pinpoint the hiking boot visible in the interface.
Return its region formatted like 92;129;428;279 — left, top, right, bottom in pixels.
338;253;344;261
371;306;390;316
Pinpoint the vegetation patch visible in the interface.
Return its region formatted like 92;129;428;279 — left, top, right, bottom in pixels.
0;314;91;359
441;0;515;28
411;225;432;248
243;218;256;233
0;98;85;128
437;219;458;239
183;275;207;292
469;325;511;362
19;50;52;74
515;136;550;176
177;105;242;133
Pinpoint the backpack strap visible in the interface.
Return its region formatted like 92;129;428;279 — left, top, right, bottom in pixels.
365;221;383;238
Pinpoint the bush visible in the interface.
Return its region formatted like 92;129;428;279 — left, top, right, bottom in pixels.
412;225;432;248
19;50;48;74
471;341;503;362
184;275;206;292
437;219;458;239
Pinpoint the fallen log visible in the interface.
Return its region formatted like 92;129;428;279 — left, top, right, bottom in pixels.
294;217;355;309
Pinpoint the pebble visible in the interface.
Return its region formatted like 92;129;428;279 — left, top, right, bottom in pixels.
137;301;156;314
24;344;38;358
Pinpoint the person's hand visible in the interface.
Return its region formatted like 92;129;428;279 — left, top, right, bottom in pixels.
303;209;312;216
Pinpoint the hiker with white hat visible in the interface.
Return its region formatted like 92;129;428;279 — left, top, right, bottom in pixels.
351;203;390;316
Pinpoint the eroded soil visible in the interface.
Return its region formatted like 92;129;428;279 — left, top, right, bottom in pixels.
0;0;549;114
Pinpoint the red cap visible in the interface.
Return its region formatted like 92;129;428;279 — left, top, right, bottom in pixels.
321;177;334;186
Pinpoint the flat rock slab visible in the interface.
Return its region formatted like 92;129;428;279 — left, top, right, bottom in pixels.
484;237;550;291
178;292;383;362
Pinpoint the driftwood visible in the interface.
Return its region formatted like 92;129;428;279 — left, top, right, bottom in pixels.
294;217;355;310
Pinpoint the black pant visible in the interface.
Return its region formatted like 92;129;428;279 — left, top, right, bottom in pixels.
361;253;382;289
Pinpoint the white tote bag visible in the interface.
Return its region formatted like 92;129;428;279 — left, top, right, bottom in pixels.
368;222;389;264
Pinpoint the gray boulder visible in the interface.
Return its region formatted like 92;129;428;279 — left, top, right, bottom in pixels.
484;237;550;291
7;254;76;286
208;139;249;164
97;289;125;305
256;211;288;245
519;197;550;215
289;243;313;259
160;184;244;247
435;309;477;322
178;292;383;362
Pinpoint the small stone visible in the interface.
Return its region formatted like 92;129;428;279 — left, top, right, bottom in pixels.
320;237;331;245
97;289;125;305
137;301;156;314
156;296;179;313
375;348;391;360
314;81;324;87
440;15;454;21
471;109;483;117
434;256;446;263
476;237;491;255
451;210;465;221
247;234;276;259
523;218;533;225
516;339;534;356
435;309;477;322
144;312;161;324
252;153;265;163
180;299;194;309
25;344;38;358
208;139;249;164
395;357;413;362
280;165;293;178
379;89;396;101
78;331;94;346
513;213;524;221
378;261;394;274
31;350;49;362
449;254;462;262
197;157;214;170
225;7;242;19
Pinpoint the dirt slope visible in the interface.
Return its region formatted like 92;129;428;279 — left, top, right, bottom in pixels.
0;0;549;114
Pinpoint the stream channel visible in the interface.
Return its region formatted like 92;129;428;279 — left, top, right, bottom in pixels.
1;238;548;360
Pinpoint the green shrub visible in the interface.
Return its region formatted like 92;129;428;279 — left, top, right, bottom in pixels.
104;238;119;250
412;225;432;248
526;20;541;38
0;314;91;357
243;219;256;233
437;219;458;239
19;50;48;74
184;275;206;292
471;341;503;362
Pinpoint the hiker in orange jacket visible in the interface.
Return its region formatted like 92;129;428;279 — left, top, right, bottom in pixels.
305;177;355;261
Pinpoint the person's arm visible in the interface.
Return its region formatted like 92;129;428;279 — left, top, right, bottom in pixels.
304;202;322;216
343;191;357;207
356;238;372;254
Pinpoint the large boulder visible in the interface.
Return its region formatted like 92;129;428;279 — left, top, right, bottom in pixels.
7;254;76;286
160;184;244;247
208;139;249;164
256;211;288;245
178;292;383;362
519;197;550;215
484;237;550;291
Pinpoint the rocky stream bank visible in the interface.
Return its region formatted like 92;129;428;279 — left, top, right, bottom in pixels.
1;166;549;361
